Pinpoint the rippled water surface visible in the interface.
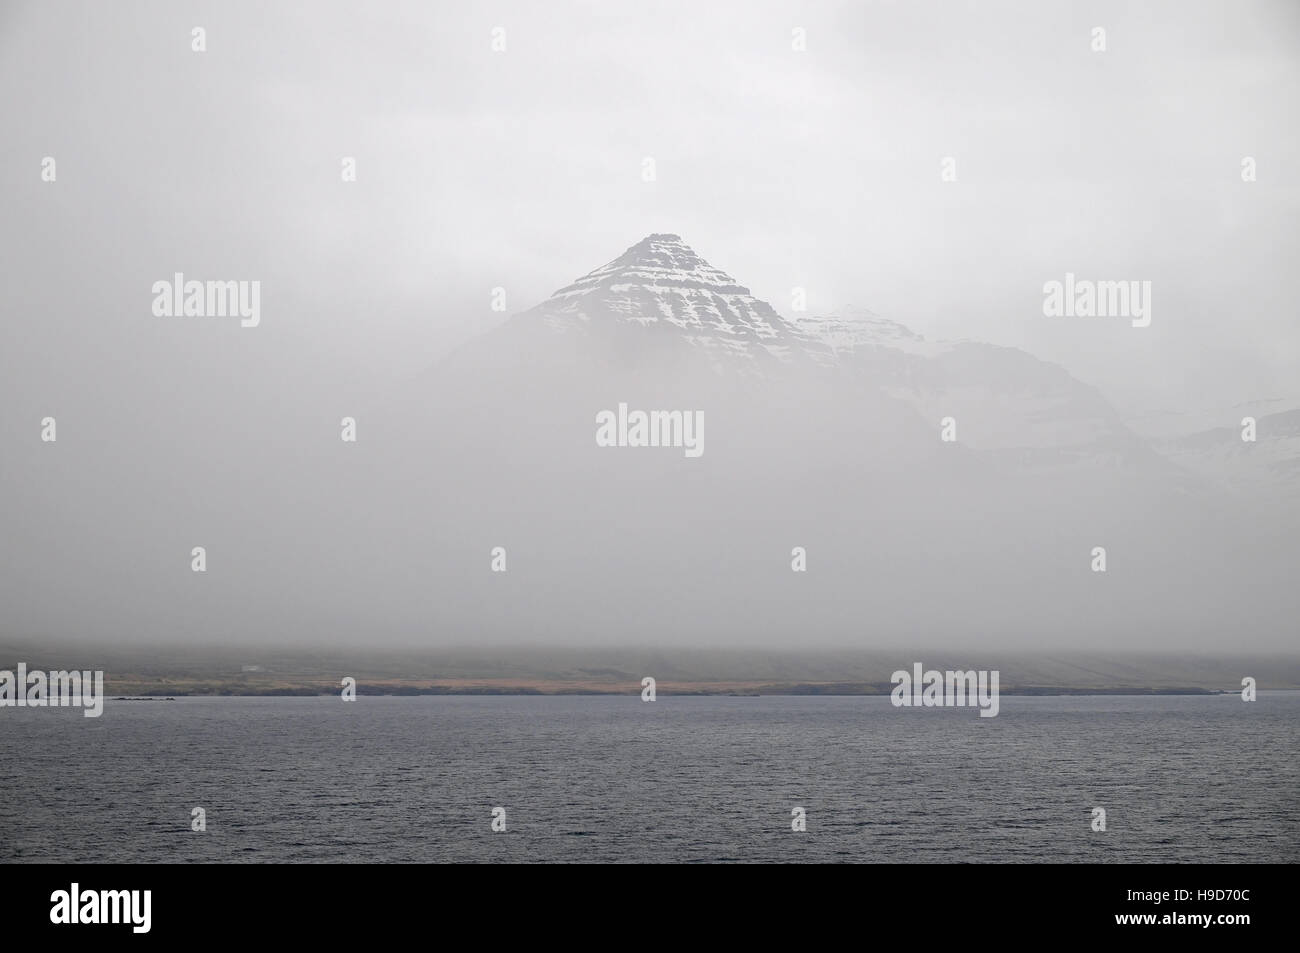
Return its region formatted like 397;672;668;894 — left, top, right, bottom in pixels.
2;694;1296;862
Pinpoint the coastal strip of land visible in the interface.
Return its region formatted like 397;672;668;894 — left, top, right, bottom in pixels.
4;642;1295;696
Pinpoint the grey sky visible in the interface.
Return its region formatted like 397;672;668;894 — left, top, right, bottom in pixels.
1;1;1297;653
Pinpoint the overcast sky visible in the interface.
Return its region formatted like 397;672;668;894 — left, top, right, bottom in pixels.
2;2;1298;653
3;0;1297;415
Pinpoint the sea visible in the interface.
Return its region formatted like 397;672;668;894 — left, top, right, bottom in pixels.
2;694;1296;863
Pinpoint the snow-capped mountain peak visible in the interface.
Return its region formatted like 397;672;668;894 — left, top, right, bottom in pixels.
548;234;748;300
526;234;807;370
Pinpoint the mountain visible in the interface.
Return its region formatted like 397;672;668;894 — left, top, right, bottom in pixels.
1126;399;1300;494
796;307;1158;471
521;233;821;375
508;235;1158;474
6;232;1291;652
355;233;1299;647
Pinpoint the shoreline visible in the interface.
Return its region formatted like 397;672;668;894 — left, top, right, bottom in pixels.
103;684;1246;698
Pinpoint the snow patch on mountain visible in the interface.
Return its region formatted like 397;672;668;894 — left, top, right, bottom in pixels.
795;308;949;359
795;308;1134;456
